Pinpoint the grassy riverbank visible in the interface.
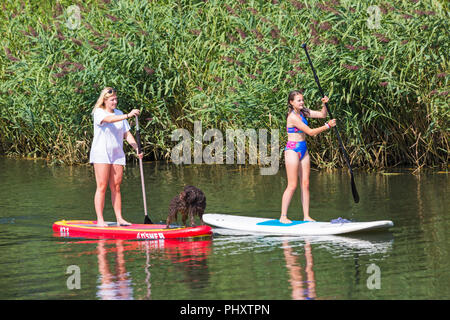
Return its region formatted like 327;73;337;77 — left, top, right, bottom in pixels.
0;0;448;168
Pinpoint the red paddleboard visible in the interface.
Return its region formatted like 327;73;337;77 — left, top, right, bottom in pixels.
53;220;212;240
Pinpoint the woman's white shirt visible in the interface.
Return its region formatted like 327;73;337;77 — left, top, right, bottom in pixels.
89;108;130;165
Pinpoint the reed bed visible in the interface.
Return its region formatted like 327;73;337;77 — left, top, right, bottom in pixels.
0;0;448;169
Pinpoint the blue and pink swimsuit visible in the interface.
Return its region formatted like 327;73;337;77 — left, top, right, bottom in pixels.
285;112;308;160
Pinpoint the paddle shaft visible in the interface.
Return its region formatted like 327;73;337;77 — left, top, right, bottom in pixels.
301;44;359;203
135;115;152;223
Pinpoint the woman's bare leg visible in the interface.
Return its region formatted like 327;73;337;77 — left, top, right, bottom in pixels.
109;164;131;226
94;163;111;227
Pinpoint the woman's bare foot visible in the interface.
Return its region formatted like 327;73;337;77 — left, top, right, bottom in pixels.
279;215;292;224
303;216;316;222
117;218;132;226
96;220;108;227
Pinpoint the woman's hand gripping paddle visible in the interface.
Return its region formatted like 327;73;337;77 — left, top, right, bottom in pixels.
135;115;153;224
301;43;360;203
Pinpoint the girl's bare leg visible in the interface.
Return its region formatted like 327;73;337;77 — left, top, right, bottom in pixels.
299;152;315;221
280;151;300;223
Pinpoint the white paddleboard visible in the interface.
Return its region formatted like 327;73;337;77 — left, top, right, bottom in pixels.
203;214;394;236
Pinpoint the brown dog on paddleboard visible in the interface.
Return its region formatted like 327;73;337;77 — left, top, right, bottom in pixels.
166;185;206;228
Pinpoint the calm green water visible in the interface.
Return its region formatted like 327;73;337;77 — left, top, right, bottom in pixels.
0;157;448;300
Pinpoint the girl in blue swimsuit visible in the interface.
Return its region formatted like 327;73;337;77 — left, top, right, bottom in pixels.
280;90;336;224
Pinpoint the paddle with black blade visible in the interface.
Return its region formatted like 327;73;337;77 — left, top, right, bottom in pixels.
301;43;359;203
135;115;153;224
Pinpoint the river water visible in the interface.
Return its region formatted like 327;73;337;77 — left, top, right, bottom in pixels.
0;157;448;300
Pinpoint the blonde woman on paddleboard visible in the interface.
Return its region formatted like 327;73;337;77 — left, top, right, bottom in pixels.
280;90;336;223
89;87;143;227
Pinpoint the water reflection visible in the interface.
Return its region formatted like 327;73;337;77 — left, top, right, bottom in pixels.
213;229;394;257
283;240;316;300
60;238;212;300
213;230;393;299
97;240;133;299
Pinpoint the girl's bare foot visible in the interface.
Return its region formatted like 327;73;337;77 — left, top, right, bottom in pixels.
303;216;316;222
279;215;292;224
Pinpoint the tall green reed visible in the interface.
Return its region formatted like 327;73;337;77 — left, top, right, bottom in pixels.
0;0;448;169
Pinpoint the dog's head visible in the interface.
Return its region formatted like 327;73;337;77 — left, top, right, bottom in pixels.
181;185;206;206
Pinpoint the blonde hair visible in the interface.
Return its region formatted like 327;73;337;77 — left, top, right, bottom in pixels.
92;87;116;114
